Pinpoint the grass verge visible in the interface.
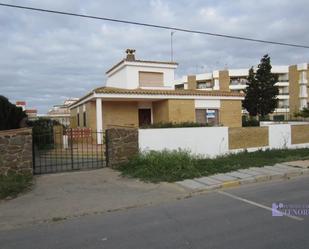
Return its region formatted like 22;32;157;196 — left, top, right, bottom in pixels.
118;148;309;183
0;173;33;199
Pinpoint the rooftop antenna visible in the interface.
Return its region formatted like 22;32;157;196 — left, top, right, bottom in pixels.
170;31;175;62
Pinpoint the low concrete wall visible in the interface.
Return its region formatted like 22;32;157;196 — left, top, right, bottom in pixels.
228;127;269;150
139;127;229;157
0;128;33;176
105;128;138;168
138;124;309;158
268;124;291;149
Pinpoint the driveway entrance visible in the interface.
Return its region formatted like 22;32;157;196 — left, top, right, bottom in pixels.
33;128;105;174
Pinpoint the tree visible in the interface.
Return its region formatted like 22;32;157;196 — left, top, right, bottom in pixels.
0;96;27;130
295;107;309;118
242;54;279;119
242;67;259;116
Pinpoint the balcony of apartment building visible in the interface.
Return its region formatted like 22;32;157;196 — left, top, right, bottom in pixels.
299;84;308;99
277;87;289;100
275;73;289;87
196;80;214;90
299;71;308;85
229;77;248;90
275;99;290;113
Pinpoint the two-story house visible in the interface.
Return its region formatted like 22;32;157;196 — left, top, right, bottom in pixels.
69;49;244;143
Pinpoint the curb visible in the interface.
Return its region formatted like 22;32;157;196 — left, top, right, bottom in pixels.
221;180;240;188
176;161;308;192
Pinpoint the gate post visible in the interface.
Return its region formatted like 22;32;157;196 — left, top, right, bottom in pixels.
105;128;138;168
70;128;74;170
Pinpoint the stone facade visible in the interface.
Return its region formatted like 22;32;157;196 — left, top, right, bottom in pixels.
105;128;138;168
0;128;33;176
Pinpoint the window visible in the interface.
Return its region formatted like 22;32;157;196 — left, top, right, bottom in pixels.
139;71;164;87
77;113;80;127
83;112;87;127
197;81;213;89
195;109;219;126
175;84;185;89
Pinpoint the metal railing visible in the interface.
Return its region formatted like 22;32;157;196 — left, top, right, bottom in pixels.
33;128;105;174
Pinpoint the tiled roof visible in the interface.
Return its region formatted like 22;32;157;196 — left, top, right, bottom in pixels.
94;87;244;97
16;101;26;105
106;59;178;74
25;109;37;113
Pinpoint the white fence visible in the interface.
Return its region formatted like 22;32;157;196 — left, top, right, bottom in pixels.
138;124;309;157
139;127;228;157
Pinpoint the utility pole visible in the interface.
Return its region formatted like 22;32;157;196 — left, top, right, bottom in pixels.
170;31;175;62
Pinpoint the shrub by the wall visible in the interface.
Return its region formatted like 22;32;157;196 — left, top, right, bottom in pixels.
140;122;212;129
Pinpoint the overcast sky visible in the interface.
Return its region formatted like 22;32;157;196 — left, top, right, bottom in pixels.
1;0;309;113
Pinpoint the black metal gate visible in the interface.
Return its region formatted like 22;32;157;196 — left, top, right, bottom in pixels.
33;128;105;174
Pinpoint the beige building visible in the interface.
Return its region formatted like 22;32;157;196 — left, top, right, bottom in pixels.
70;49;244;143
174;63;309;120
46;98;79;127
16;101;38;120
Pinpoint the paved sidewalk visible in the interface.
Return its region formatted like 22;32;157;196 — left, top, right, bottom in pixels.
176;160;309;191
0;168;188;231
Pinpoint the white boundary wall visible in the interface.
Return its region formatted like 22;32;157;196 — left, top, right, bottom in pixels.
139;124;309;157
139;127;228;157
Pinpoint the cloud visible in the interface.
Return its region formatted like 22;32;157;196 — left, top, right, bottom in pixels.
0;0;308;113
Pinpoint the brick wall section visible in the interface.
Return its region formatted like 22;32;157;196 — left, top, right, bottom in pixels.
168;99;195;123
187;75;197;90
220;100;242;127
105;128;138;168
153;99;195;124
291;124;309;144
153;100;169;123
103;101;138;129
229;127;269;149
0;128;33;176
288;65;299;116
219;70;230;91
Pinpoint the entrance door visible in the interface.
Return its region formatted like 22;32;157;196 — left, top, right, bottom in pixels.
138;109;152;127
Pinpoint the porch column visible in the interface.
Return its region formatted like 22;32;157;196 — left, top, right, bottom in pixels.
96;98;103;144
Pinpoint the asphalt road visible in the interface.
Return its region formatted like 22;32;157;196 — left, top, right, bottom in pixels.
1;176;309;249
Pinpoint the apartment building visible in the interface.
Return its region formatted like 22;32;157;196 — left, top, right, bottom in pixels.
16;101;38;120
174;63;309;120
46;98;79;126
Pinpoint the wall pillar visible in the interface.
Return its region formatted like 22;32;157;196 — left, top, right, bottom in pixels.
187;75;197;90
96;98;103;144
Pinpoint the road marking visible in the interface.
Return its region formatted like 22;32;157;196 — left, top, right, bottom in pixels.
217;190;303;221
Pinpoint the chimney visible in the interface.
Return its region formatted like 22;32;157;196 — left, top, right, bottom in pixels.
125;49;136;61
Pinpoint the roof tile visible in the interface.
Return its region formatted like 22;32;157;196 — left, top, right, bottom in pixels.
94;87;244;97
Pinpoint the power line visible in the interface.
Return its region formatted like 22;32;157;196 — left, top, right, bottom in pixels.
1;2;309;49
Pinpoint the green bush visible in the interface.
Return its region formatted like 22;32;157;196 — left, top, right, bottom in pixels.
140;122;212;129
118;148;309;183
0;173;33;199
119;150;202;182
273;115;285;121
0;96;26;130
27;118;62;149
242;118;260;127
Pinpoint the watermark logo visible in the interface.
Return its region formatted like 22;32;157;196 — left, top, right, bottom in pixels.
272;202;309;217
272;203;284;217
